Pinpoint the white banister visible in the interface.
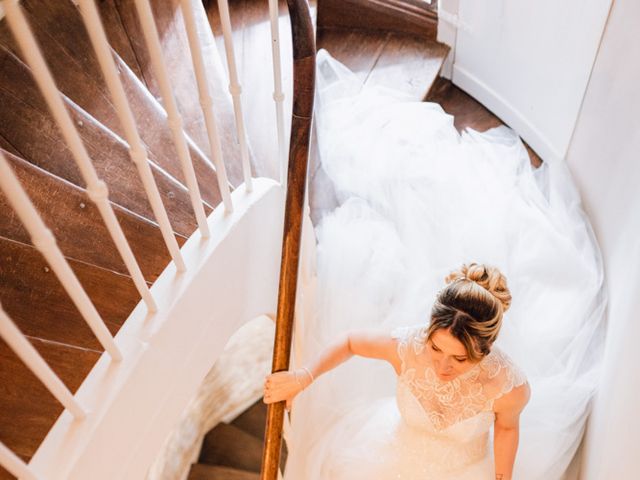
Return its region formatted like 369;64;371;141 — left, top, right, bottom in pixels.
131;0;212;238
2;0;165;306
268;0;287;187
0;441;39;480
74;0;188;273
0;150;123;361
0;303;86;419
179;0;233;213
215;0;254;192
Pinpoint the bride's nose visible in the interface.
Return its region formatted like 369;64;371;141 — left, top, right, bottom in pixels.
440;357;454;372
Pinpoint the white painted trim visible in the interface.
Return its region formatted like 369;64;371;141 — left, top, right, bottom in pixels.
0;441;39;480
28;178;285;479
452;64;564;163
437;0;461;79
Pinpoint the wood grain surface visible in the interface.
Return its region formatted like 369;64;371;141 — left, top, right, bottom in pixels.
0;46;205;238
317;0;437;39
0;149;180;282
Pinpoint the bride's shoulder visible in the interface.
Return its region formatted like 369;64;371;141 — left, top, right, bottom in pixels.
481;346;530;410
390;323;428;341
390;323;429;353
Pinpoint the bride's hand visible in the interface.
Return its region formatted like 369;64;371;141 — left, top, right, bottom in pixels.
263;368;313;411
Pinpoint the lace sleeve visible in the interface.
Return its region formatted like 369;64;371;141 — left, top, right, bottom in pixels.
390;324;427;374
391;325;412;374
483;348;529;405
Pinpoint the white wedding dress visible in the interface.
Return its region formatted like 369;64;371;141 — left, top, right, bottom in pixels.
282;50;607;480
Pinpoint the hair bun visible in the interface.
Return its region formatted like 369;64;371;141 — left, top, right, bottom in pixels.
445;262;512;312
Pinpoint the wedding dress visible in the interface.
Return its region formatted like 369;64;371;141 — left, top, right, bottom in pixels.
283;49;607;480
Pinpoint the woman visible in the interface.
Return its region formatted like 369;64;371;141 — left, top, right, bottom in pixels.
265;263;531;479
264;50;606;479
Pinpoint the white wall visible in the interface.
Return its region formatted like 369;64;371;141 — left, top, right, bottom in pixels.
451;0;612;163
564;0;640;477
28;179;286;480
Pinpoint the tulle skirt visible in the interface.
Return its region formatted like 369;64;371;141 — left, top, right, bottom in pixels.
311;395;495;480
283;49;607;480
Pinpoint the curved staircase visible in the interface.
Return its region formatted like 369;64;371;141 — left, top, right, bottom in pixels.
0;0;275;478
0;0;543;479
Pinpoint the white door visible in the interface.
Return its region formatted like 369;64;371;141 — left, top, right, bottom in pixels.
446;0;613;162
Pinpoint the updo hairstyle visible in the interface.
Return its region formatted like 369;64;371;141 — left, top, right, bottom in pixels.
426;262;512;361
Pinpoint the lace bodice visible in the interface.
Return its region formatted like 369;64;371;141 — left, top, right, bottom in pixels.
392;324;528;435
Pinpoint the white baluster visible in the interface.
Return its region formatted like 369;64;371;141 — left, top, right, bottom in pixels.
132;0;211;237
179;0;233;213
0;303;86;419
3;0;170;306
0;441;39;480
268;0;287;187
216;0;254;192
0;151;122;361
73;0;187;272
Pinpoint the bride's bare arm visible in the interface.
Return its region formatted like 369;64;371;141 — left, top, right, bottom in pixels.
263;329;399;408
492;382;531;480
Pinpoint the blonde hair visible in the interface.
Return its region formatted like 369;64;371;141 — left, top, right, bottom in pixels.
427;262;512;361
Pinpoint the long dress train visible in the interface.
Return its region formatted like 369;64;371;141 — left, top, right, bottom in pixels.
283;49;607;480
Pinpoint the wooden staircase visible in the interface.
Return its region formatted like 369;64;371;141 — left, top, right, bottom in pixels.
187;400;286;480
0;0;538;478
0;0;267;478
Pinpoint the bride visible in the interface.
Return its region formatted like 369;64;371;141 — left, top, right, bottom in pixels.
265;262;531;479
263;50;606;480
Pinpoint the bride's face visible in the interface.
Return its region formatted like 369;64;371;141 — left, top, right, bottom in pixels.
427;328;479;381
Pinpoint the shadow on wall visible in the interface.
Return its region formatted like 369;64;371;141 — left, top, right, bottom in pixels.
147;315;276;480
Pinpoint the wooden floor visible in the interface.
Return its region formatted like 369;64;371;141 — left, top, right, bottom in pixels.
426;77;543;168
317;28;449;100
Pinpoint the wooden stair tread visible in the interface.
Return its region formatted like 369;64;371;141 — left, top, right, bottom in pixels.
317;28;449;101
199;423;263;472
188;464;260;480
0;45;204;238
0;234;144;474
0;237;139;350
0;0;226;205
103;0;248;189
0;149;178;282
317;0;438;40
230;399;268;439
0;336;100;465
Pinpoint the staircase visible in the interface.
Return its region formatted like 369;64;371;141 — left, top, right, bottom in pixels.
187;400;287;480
0;0;280;478
0;0;541;479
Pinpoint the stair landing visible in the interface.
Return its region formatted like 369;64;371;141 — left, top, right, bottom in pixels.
317;28;449;101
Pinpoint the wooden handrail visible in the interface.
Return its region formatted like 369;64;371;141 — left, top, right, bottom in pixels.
260;0;315;479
